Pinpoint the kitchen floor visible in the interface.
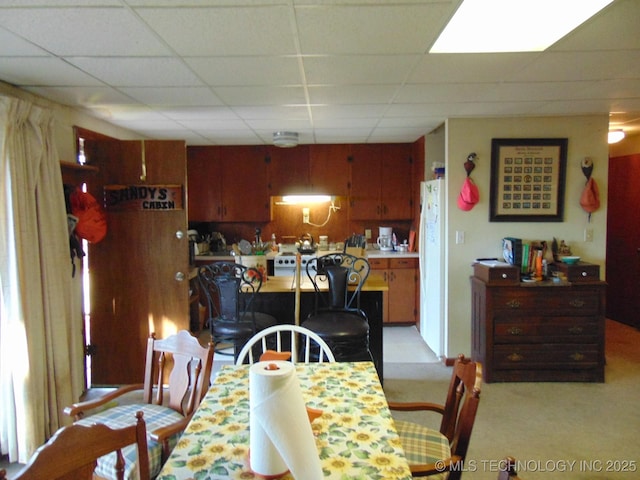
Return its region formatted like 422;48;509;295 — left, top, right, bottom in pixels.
207;324;439;374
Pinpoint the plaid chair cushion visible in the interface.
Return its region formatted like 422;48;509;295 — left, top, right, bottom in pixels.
77;403;183;480
394;419;451;480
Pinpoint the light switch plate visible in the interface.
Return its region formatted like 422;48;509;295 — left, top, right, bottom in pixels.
456;230;465;244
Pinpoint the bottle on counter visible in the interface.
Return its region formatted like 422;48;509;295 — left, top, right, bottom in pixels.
271;233;278;252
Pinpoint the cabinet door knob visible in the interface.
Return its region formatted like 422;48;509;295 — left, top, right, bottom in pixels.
175;272;186;282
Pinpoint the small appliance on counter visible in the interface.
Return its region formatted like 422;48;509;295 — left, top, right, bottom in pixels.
377;226;393;251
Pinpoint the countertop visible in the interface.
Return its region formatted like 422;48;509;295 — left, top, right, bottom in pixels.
258;273;388;293
195;249;418;261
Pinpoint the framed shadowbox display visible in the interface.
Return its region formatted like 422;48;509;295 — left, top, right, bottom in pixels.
490;138;568;222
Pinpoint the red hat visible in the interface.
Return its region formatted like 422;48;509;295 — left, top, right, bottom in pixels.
580;177;600;213
457;177;480;211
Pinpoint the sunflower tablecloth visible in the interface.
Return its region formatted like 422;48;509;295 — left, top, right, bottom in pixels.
157;361;413;480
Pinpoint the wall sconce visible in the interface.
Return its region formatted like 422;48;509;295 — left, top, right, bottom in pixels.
608;129;625;144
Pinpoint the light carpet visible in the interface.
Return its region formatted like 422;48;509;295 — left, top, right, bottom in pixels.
383;319;640;480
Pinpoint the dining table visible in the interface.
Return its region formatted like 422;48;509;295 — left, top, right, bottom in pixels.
156;361;413;479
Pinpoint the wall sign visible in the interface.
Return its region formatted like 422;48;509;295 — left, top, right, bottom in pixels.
104;184;183;211
490;138;567;222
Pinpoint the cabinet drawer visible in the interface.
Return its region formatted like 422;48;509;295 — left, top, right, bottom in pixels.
494;317;601;343
491;289;600;315
389;257;418;269
556;262;600;282
493;344;601;369
368;258;388;269
474;263;519;285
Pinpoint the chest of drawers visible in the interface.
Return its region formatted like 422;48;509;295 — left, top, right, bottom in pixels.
471;276;605;382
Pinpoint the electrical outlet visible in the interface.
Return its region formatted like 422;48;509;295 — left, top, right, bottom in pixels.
302;207;310;224
584;228;594;242
365;229;372;239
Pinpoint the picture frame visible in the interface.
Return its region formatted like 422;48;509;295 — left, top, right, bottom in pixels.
489;138;568;222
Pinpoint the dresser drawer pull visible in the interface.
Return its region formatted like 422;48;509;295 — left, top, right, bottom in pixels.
569;299;586;308
568;326;584;334
507;327;523;335
506;299;521;308
507;353;524;362
581;271;588;277
570;352;586;361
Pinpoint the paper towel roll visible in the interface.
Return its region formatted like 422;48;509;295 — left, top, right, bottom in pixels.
250;361;323;479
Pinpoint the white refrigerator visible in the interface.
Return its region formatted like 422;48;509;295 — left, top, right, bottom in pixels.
418;180;446;358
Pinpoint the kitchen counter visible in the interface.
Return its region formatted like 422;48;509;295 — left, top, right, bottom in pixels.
365;250;418;259
259;272;388;293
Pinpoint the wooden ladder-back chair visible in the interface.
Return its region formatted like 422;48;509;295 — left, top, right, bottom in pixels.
64;331;214;479
301;253;373;362
235;324;336;365
11;412;149;480
388;354;482;479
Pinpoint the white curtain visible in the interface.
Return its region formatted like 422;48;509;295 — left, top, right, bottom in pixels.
0;96;84;463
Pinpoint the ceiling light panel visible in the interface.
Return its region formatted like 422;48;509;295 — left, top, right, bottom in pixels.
431;0;615;53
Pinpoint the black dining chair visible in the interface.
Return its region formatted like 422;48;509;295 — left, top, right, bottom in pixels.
198;261;278;361
301;253;373;363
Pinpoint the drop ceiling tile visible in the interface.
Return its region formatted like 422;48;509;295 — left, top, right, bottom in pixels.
179;118;250;131
22;86;135;107
233;105;311;120
552;0;640;51
119;87;224;106
295;3;452;54
214;86;307;106
0;28;50;55
66;57;205;87
310;104;390;120
408;53;539;84
395;83;499;104
158;106;241;121
199;130;265;145
508;51;640;82
312;116;379;129
307;85;397;105
0;7;170;56
303;55;419;84
245;118;313;131
136;6;296;56
0;57;104;86
185;56;303;87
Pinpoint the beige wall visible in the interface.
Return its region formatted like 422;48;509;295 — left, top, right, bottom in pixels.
434;115;609;357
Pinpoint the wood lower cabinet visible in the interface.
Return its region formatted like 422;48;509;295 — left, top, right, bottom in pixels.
471;276;606;383
369;257;418;324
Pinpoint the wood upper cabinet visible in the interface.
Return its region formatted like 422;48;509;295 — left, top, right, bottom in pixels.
266;145;310;195
349;144;382;220
187;146;269;222
309;144;350;196
381;143;413;220
349;143;413;220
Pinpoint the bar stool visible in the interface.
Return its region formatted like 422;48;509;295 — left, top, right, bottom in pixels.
301;253;373;363
198;261;278;361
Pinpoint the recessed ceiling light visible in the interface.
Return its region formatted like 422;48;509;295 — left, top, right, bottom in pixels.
430;0;614;53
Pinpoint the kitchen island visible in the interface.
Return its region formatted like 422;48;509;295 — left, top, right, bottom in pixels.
250;273;388;382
